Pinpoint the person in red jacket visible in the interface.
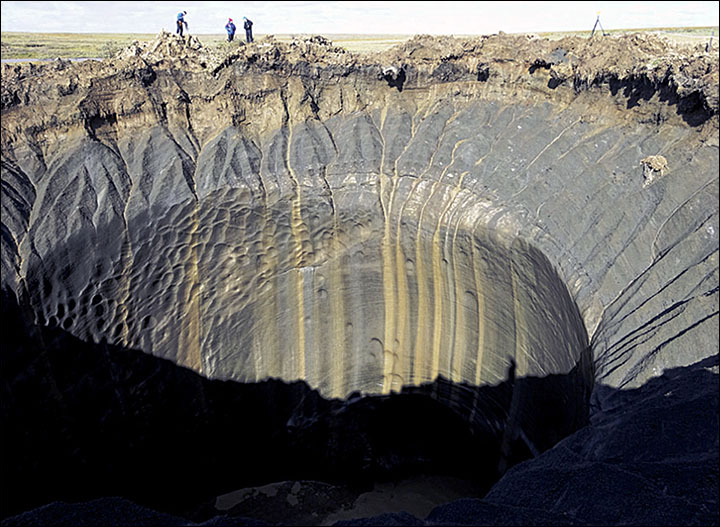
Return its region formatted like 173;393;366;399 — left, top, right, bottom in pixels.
225;18;236;42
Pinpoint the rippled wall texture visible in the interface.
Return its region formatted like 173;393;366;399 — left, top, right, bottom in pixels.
2;42;717;407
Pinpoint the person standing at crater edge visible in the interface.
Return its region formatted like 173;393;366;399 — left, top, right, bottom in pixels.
243;17;254;43
225;18;236;42
176;10;188;37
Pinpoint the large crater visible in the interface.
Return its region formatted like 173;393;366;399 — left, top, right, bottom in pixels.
1;33;718;525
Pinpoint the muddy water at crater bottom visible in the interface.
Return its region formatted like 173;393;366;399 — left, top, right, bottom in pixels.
211;474;484;526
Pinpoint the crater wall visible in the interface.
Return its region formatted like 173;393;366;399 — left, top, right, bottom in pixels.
1;32;718;521
3;33;716;399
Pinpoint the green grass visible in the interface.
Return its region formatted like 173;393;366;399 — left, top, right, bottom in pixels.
0;32;158;59
2;27;717;60
0;32;413;59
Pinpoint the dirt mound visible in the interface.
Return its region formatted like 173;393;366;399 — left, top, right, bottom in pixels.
208;33;355;76
116;30;212;67
374;32;718;113
547;33;717;103
112;31;354;74
1;31;717;124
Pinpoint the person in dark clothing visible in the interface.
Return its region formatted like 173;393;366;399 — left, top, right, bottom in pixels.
243;17;253;43
225;18;236;42
176;11;188;37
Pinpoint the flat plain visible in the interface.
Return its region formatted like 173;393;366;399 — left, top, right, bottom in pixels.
1;26;717;60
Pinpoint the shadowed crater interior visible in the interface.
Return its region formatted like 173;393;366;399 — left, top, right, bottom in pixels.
1;279;592;522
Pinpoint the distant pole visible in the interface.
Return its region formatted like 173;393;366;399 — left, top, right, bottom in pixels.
707;31;714;52
591;11;608;38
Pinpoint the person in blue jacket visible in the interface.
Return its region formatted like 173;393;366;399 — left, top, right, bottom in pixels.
225;18;236;42
243;17;253;43
176;11;188;37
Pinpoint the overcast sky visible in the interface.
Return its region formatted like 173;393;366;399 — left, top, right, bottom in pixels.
1;1;718;35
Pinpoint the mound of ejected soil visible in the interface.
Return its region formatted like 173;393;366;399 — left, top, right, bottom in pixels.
2;31;718;116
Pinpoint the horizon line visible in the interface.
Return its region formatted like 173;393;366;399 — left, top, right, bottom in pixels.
2;25;718;36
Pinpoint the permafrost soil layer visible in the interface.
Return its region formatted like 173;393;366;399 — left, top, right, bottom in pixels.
1;32;718;525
